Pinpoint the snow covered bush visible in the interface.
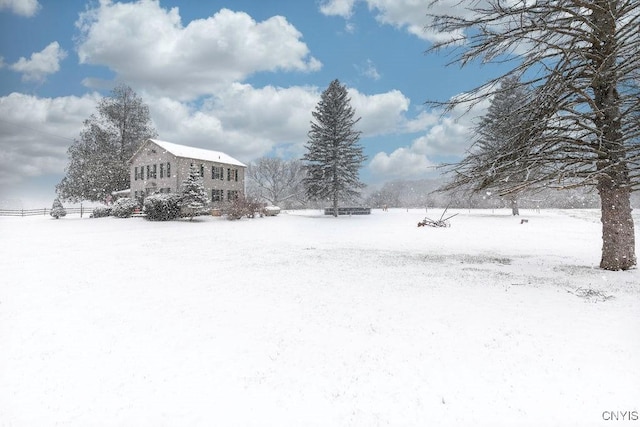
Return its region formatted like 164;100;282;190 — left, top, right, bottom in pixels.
111;197;138;218
50;198;67;219
91;206;112;218
144;193;181;221
224;196;263;220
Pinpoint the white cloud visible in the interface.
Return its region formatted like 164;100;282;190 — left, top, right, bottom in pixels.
365;0;432;39
139;83;320;163
368;96;489;181
320;0;477;42
402;110;440;133
348;88;410;136
319;0;358;34
0;92;99;186
76;1;322;100
346;87;441;136
10;42;67;82
369;146;435;179
357;59;381;81
319;0;357;18
0;0;39;17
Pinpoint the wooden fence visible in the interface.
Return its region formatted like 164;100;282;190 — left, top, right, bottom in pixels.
0;206;88;217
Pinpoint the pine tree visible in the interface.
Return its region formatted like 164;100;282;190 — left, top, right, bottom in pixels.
303;79;366;216
50;198;67;219
180;164;209;220
442;77;539;215
57;84;157;202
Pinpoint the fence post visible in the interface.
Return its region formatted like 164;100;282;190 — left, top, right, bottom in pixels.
80;203;83;218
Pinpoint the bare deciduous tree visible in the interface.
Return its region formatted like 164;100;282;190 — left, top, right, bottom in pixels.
428;0;639;270
246;157;306;208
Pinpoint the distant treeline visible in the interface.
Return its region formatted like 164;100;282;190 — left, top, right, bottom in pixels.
363;178;640;210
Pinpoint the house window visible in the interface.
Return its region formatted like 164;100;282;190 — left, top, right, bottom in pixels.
146;165;150;180
212;166;223;180
211;189;224;202
160;163;164;178
152;164;157;179
134;166;138;181
167;162;171;178
200;164;204;177
227;190;239;201
225;168;238;181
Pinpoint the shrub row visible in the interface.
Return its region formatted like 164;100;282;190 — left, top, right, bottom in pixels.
90;196;268;221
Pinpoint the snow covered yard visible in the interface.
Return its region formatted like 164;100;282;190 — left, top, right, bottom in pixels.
1;208;638;427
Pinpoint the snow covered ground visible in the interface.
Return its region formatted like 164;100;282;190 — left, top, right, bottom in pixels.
1;208;638;426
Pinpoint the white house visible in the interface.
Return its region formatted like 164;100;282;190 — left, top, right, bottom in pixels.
129;138;246;206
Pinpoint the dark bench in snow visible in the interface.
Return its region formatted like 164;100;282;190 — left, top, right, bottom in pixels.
324;207;371;215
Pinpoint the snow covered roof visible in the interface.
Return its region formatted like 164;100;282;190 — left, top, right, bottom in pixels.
137;138;246;167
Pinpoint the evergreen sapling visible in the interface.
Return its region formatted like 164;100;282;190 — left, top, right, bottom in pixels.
50;198;67;219
180;164;209;220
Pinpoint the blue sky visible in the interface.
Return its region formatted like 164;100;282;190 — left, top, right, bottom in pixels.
0;0;498;206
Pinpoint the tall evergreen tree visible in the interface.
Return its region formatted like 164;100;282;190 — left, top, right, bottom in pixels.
56;84;157;202
442;77;539;215
303;79;366;216
180;164;209;220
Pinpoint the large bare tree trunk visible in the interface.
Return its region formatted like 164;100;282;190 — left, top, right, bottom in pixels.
598;178;636;270
592;1;636;271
